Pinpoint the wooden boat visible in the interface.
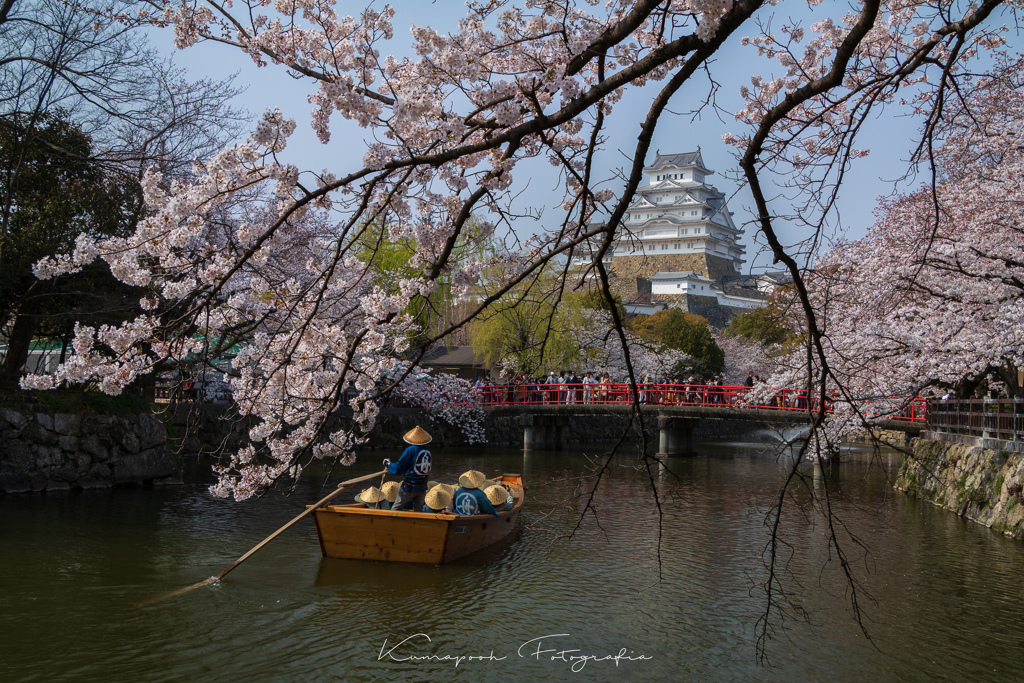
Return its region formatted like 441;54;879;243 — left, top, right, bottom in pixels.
309;473;524;564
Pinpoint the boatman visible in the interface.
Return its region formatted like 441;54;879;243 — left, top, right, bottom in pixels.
383;425;433;512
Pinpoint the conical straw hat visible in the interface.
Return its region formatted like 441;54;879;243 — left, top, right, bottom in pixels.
484;484;507;506
424;487;452;511
438;483;456;496
403;425;432;445
380;481;400;502
360;486;387;503
459;470;485;489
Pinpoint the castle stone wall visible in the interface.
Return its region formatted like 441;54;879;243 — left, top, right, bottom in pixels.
609;252;737;281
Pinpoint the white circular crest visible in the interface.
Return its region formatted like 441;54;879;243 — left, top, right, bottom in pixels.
412;449;431;476
454;491;477;516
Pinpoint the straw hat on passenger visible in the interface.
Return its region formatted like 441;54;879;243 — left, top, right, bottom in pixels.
380;480;401;502
458;470;486;489
424;486;453;511
484;484;507;506
403;425;432;445
360;486;387;504
480;479;498;490
427;480;453;494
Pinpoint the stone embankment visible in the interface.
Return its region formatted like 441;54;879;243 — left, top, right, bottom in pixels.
895;437;1024;539
0;406;180;493
845;429;911;447
2;401;756;494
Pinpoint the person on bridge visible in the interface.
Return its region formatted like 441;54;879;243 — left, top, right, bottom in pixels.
383;425;433;512
545;371;559;403
583;372;596;403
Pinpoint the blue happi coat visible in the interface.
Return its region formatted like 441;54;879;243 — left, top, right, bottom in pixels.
452;487;498;516
387;444;432;492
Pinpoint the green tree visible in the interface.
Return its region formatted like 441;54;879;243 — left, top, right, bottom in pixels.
470;269;602;376
722;297;801;348
355;217;494;349
628;308;724;379
470;269;556;375
0;114;141;383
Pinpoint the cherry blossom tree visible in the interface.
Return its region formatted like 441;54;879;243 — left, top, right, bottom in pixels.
768;50;1024;429
716;331;779;384
22;0;1024;657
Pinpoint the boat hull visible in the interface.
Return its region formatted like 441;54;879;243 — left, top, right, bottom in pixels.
311;474;524;564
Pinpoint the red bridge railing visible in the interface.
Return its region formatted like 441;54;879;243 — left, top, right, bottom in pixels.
472;382;927;422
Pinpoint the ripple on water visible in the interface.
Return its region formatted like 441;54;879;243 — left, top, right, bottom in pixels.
3;446;1024;682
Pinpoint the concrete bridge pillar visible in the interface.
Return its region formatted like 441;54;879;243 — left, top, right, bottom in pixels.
656;415;697;457
521;414;566;451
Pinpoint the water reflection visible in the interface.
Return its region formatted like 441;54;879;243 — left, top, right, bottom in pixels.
2;442;1023;682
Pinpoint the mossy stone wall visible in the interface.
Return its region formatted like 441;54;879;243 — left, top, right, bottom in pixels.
896;438;1024;539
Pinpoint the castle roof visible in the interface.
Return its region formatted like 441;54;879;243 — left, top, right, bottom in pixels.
645;150;712;175
649;271;714;282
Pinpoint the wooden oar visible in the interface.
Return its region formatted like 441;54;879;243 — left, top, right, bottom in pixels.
141;469;387;605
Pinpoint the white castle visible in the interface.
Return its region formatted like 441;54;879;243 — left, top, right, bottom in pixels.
611;149;745;280
575;149;786;325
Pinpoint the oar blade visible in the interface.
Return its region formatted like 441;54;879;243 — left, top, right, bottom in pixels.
138;576;218;607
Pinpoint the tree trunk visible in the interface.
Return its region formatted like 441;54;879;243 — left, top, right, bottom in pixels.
1;279;53;386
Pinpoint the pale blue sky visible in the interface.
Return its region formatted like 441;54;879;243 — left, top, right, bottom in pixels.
153;0;1018;273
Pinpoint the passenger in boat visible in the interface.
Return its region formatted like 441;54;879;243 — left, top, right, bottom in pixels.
427;480;456;496
422;486;453;514
380;481;415;510
383;425;433;512
485;484;513;512
356;486;391;510
452;470;498;516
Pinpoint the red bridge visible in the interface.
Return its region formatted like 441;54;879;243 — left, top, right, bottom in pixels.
472;382;927;422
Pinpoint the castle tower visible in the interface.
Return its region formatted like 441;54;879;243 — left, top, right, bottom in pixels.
608;150;744;281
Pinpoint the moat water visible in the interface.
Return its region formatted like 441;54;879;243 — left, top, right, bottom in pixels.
2;441;1022;682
